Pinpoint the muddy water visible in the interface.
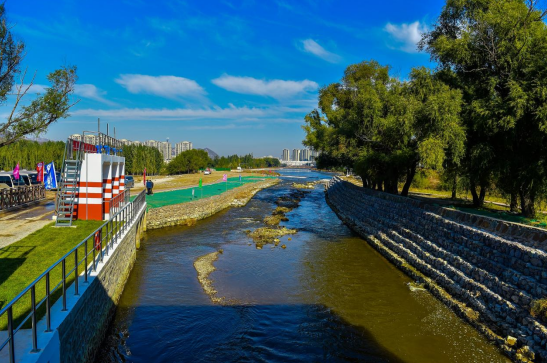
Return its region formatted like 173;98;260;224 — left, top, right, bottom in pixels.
97;170;508;363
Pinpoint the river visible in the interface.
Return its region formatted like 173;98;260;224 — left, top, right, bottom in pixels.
96;169;508;362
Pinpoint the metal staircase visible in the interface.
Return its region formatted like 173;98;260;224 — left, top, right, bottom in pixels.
55;140;84;226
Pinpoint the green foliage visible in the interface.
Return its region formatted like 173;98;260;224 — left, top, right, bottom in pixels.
0;139;65;170
167;149;211;174
0;4;77;148
211;153;280;169
304;61;465;195
123;144;163;175
421;0;547;216
531;299;547;321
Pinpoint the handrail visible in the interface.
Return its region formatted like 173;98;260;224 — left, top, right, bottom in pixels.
0;189;146;362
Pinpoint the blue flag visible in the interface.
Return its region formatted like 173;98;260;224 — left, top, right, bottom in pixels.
239;175;242;182
44;162;57;190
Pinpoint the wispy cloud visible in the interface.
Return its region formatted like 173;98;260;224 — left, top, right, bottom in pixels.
384;21;428;53
74;84;118;106
211;74;318;99
147;18;185;36
72;104;307;121
115;74;206;100
299;39;341;63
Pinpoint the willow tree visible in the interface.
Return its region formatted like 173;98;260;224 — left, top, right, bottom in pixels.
420;0;547;216
303;60;464;196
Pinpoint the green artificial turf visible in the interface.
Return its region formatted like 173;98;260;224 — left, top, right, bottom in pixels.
141;176;275;209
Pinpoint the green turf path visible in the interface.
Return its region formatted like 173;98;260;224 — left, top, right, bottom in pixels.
142;176;276;209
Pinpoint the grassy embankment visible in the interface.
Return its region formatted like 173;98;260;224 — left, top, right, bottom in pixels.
0;220;107;329
342;174;547;229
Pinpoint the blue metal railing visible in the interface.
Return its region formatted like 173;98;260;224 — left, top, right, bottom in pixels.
0;189;146;362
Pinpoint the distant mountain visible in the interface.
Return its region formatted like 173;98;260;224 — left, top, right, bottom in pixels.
200;148;219;159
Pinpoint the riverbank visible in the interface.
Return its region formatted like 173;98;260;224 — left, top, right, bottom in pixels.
146;178;279;230
326;177;547;362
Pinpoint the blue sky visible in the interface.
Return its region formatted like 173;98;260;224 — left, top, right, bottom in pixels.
6;0;445;157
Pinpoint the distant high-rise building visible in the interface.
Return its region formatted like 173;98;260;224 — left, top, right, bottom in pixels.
158;141;171;161
292;149;300;162
144;140;158;148
175;141;193;156
132;140;142;145
301;148;310;161
282;149;290;161
84;135;96;144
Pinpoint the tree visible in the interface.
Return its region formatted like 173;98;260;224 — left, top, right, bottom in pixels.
420;0;547;216
167;149;211;175
303;60;464;196
0;4;77;148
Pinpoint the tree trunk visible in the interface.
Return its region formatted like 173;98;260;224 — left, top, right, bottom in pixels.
479;184;486;205
470;180;485;207
510;192;519;213
470;180;480;207
385;178;398;195
401;164;417;197
451;174;457;200
519;189;536;218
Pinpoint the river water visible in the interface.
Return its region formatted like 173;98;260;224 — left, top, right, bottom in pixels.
96;170;508;362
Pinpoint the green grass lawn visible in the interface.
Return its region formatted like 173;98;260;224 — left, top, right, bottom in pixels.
0;220;105;329
408;187;547;228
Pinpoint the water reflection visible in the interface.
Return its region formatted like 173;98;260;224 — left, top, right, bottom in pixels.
97;170;508;363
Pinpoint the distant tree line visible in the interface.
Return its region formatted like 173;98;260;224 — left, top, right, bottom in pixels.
212;154;280;169
303;0;547;217
166;152;281;175
123;144;163;175
0;140;65;171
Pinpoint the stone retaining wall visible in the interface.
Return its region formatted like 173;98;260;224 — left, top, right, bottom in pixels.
326;177;547;362
56;208;146;363
146;179;279;230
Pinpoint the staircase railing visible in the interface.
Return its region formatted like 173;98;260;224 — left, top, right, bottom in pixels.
55;138;84;226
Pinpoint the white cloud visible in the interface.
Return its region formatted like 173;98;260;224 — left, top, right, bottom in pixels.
384;21;428;53
211;74;318;99
300;39;341;63
72;104;307;121
74;84;117;106
115;74;206;99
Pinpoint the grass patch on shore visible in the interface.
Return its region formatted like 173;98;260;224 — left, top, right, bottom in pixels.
0;220;104;329
531;299;547;321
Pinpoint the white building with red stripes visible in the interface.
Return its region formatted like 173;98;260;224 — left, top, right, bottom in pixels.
74;150;125;221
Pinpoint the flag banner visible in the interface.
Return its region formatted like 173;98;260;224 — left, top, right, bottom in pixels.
44;162;57;190
13;163;20;180
36;162;44;182
143;168;146;186
239;175;242;182
223;174;227;182
199;178;203;188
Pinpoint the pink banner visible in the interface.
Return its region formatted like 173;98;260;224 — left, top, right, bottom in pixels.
222;174;227;182
13;163;20;180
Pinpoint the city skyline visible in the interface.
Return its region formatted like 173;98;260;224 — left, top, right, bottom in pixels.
5;0;441;156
